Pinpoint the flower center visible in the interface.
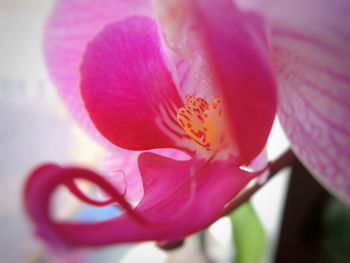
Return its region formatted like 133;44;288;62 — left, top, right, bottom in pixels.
177;95;228;152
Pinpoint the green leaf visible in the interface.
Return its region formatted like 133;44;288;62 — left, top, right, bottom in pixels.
230;202;266;263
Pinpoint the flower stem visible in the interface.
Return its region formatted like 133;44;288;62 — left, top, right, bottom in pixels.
223;149;296;216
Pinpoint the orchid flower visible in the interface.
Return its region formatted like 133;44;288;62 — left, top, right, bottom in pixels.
24;0;350;251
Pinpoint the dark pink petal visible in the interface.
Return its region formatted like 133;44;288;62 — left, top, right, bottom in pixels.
246;0;350;201
189;0;277;164
24;154;255;249
44;0;151;146
80;17;190;151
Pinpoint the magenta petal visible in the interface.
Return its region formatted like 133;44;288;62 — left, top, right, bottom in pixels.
24;155;255;249
252;0;350;201
44;0;151;145
189;0;277;164
80;17;187;151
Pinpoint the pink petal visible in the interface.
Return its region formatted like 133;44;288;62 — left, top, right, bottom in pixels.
80;17;190;151
189;0;277;164
44;0;151;146
246;0;350;201
24;154;255;249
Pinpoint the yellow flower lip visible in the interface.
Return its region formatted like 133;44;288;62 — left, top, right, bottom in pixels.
177;95;227;152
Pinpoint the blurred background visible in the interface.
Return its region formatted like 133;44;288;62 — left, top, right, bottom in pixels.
3;1;346;262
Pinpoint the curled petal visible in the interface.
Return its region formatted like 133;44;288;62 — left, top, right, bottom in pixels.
81;17;191;152
64;180;117;207
44;0;151;146
24;164;147;250
248;0;350;202
189;0;277;164
24;154;256;249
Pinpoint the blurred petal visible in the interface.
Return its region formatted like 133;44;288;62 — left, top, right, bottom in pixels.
44;0;151;146
245;0;350;201
190;0;277;164
81;17;190;151
24;154;256;249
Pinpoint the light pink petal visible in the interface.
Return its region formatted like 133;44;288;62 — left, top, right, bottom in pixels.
101;149;144;203
243;0;350;201
44;1;155;202
81;16;191;152
24;154;256;249
189;0;277;164
44;0;151;146
177;53;220;101
151;1;217;100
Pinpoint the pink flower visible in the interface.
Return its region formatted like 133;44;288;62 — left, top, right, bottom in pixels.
23;0;350;251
